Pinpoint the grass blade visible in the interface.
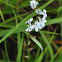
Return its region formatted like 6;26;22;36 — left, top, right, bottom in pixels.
16;34;24;62
0;8;5;23
36;52;44;62
46;17;62;26
4;40;10;62
31;35;43;52
39;30;54;62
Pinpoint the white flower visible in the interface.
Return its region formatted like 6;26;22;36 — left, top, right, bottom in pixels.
35;9;41;13
25;28;31;32
37;22;43;29
34;21;39;32
35;27;39;32
37;21;45;28
38;16;46;27
43;9;47;14
35;8;46;16
38;16;47;23
42;19;47;23
38;12;44;15
25;24;35;32
25;25;32;32
25;0;47;32
34;21;42;32
35;8;44;15
26;18;33;24
40;22;45;27
38;16;41;22
35;8;47;16
42;15;47;20
30;0;38;9
31;25;35;29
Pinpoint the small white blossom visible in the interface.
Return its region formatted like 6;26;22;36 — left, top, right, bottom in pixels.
43;9;47;14
37;16;46;27
30;0;38;9
42;19;47;23
37;22;43;29
35;8;44;15
34;21;43;32
38;16;41;22
26;18;33;24
38;16;47;23
42;15;46;20
38;12;44;15
31;25;35;29
40;22;45;27
35;9;41;13
33;21;39;32
25;26;32;32
25;0;47;32
35;8;47;16
25;24;35;32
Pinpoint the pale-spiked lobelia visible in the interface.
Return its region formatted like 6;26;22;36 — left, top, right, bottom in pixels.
25;0;47;32
30;0;38;10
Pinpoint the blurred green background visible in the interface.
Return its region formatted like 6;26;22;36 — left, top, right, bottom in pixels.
0;0;62;62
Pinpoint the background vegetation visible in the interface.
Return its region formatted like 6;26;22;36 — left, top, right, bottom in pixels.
0;0;62;62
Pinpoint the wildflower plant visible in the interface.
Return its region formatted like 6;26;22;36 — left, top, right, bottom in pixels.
25;0;47;32
1;0;62;62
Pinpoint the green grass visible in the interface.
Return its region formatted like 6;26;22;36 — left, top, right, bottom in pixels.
0;0;62;62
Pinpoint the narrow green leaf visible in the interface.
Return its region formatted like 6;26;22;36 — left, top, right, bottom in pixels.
34;48;40;60
36;52;44;62
46;17;62;26
4;40;10;61
1;50;6;60
16;34;24;62
31;35;43;52
37;27;57;62
0;60;14;62
39;30;54;62
0;8;5;23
